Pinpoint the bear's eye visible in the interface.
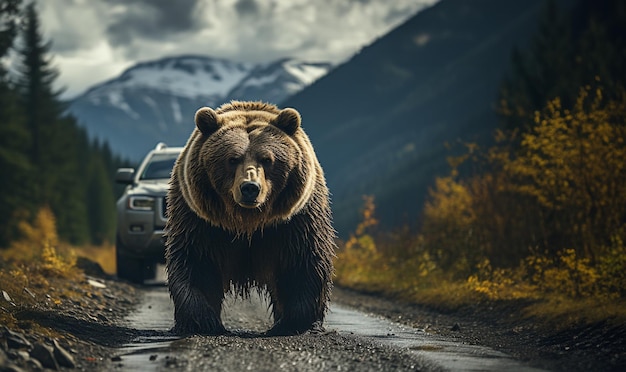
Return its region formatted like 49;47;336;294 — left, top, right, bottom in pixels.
228;157;241;165
260;156;273;166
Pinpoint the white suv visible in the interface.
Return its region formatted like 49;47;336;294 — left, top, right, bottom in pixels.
114;143;182;283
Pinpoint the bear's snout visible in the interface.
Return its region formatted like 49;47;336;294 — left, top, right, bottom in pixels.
232;165;267;208
240;181;261;203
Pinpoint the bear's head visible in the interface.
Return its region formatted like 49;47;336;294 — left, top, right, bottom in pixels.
176;102;319;236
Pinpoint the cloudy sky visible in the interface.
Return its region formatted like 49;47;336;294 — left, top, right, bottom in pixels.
35;0;438;99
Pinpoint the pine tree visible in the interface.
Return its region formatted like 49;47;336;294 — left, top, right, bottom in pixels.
0;84;32;246
49;116;90;244
498;0;572;132
13;3;91;244
498;0;626;133
0;0;20;65
14;3;64;201
0;0;28;246
86;153;116;245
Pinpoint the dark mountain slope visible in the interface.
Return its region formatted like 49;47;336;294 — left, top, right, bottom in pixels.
282;0;555;236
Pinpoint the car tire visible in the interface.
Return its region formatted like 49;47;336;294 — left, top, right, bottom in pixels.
116;235;146;284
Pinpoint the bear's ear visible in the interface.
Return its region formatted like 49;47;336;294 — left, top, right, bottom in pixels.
272;108;301;135
195;107;221;135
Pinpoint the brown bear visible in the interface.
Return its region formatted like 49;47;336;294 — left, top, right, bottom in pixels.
165;101;336;336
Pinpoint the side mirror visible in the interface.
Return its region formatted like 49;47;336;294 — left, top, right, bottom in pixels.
115;168;135;184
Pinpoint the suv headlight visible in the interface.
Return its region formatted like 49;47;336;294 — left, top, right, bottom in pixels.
128;196;155;211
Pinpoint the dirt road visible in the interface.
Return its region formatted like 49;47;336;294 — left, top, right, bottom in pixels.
105;285;543;371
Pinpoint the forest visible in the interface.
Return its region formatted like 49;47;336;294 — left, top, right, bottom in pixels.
0;1;127;251
336;0;626;323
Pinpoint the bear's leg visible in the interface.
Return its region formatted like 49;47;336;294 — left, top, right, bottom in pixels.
170;281;225;335
266;257;330;336
167;253;226;335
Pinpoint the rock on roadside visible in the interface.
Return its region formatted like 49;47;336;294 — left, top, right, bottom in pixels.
0;267;138;371
1;326;74;371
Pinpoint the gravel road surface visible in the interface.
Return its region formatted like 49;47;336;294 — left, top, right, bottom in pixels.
108;285;543;372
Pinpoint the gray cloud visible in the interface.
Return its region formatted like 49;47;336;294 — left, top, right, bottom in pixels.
104;0;202;46
37;0;439;98
47;28;87;53
235;0;260;17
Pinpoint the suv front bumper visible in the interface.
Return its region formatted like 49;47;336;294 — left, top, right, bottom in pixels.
117;196;167;262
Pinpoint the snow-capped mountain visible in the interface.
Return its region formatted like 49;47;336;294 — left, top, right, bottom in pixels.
228;59;332;104
68;55;332;160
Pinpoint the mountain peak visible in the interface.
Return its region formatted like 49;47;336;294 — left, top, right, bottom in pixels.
68;55;332;160
88;55;255;102
227;59;333;104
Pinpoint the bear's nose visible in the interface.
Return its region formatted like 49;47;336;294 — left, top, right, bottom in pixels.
240;181;261;201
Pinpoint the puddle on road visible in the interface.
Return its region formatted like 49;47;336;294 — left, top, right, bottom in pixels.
116;281;546;372
116;285;178;371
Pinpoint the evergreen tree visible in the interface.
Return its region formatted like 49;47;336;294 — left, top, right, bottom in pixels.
83;137;120;244
0;0;28;247
49;116;90;244
13;3;90;244
498;0;626;133
0;0;20;68
15;2;63;188
1;2;123;246
86;152;116;245
0;83;31;246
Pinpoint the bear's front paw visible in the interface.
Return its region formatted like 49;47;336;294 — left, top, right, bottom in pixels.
169;284;226;335
173;310;227;336
264;319;325;336
173;320;227;336
307;320;326;335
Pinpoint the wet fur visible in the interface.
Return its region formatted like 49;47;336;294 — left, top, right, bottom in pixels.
165;101;335;335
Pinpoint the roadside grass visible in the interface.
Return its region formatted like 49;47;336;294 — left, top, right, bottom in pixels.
0;207;116;329
335;245;626;330
72;243;117;275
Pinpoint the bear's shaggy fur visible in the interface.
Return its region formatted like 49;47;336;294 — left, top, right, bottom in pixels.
165;101;336;335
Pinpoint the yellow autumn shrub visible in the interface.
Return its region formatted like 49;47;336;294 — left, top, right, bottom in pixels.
506;86;626;258
1;206;78;279
466;258;536;301
596;236;626;297
421;176;477;274
335;196;445;293
334;196;385;289
524;249;600;298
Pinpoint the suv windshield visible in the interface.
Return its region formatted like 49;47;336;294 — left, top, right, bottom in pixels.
140;153;179;180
